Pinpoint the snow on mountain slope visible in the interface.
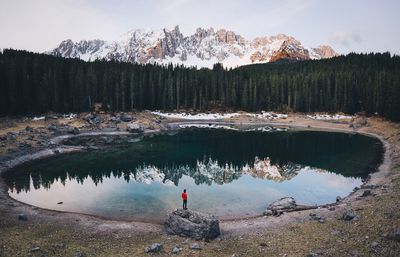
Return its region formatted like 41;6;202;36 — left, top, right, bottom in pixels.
47;25;337;68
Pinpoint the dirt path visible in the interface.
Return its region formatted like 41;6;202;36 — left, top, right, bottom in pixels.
0;112;399;257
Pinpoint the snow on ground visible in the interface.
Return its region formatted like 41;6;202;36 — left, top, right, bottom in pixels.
306;113;353;120
32;116;45;121
151;111;240;120
151;111;287;120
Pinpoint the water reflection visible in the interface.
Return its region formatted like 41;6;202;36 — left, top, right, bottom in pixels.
4;129;383;194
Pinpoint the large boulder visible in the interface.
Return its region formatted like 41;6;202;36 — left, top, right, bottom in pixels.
264;197;297;216
165;209;220;240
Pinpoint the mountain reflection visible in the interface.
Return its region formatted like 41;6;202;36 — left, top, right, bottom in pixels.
4;129;383;193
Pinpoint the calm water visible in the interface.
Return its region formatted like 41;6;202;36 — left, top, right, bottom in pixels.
4;128;383;222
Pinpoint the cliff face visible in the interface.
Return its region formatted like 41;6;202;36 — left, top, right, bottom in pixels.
48;26;337;68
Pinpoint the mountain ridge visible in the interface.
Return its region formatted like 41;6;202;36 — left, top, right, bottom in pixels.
47;25;337;68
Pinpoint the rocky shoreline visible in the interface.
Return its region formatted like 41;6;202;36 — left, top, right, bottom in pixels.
0;111;399;256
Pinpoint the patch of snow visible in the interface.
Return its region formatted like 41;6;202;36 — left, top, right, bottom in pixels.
151;111;240;120
32;116;45;121
63;113;77;120
306;114;353;120
178;124;238;130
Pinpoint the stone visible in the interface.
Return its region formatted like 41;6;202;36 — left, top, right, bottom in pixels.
342;209;356;221
172;245;182;254
75;252;86;257
386;228;400;242
336;196;342;202
165;209;220;240
68;127;80;135
126;123;144;133
18;214;27;221
25;126;34;132
30;247;40;252
361;190;371;197
189;243;202;250
370;241;379;248
145;243;163;253
265;197;297;216
120;114;134;122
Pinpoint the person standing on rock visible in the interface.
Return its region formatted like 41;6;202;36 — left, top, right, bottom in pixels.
182;189;188;210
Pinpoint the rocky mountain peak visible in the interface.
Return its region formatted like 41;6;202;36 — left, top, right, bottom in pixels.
47;26;337;68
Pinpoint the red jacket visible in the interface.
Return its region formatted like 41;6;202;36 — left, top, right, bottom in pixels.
181;192;188;200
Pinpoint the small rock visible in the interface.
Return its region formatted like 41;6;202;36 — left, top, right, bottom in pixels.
361;190;371;197
172;245;182;254
57;202;63;204
336;196;342;202
259;242;268;247
370;241;379;248
68;127;80;135
75;252;86;257
30;247;40;252
342;209;356;221
145;243;163;253
126;123;144;133
263;210;273;216
18;214;27;221
350;250;359;257
328;207;335;211
120;114;134;122
189;243;202;250
25;126;34;132
386;228;400;242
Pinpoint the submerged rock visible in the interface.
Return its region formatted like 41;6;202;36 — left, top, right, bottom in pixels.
264;197;297;216
165;209;220;240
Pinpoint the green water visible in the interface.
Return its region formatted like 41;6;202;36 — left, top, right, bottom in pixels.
4;128;383;222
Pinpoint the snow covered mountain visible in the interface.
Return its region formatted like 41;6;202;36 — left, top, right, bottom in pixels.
47;25;337;68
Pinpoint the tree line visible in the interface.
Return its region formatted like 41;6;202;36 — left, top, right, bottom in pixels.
1;49;399;121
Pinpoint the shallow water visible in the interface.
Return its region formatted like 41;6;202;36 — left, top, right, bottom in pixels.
4;129;383;222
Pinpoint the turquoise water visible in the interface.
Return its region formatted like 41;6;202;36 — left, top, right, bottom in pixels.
4;129;383;222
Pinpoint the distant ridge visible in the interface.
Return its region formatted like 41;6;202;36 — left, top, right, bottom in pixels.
47;25;337;68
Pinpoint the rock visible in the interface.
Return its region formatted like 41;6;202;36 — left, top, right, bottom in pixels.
145;243;163;253
189;243;202;250
25;126;34;132
74;252;86;257
361;190;371;197
165;209;220;240
48;124;59;132
172;245;182;254
386;228;400;242
18;214;27;221
342;209;356;221
83;113;95;122
68;127;80;135
126;123;144;133
263;210;273;216
57;202;63;204
265;197;297;216
351;116;368;128
30;247;40;252
336;196;342;202
370;241;379;248
120;114;134;122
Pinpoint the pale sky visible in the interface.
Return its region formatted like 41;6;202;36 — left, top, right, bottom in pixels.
0;0;399;55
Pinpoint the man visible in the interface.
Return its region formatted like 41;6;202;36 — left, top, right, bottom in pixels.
181;189;188;210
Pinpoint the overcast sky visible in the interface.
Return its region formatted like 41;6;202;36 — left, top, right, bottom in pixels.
0;0;399;55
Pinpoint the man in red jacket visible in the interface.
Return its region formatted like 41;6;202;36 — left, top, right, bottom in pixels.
181;189;188;210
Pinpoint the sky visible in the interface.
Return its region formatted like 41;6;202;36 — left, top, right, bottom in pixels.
0;0;399;55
